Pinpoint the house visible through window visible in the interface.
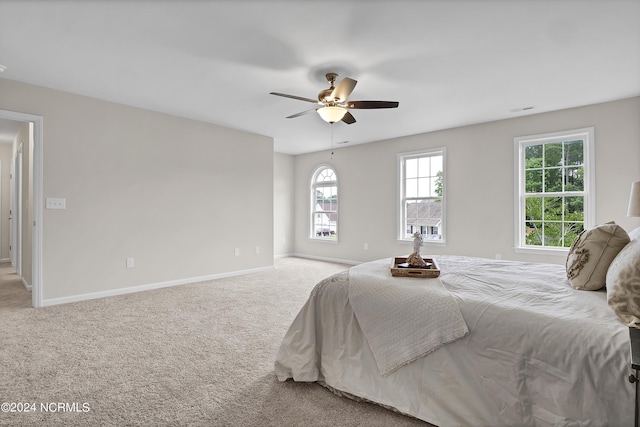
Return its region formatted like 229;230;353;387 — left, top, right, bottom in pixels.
398;149;445;242
311;165;338;240
515;127;594;252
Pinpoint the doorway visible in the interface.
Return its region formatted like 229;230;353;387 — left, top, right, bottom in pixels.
0;110;43;308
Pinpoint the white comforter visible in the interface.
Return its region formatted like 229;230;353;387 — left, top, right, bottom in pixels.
274;256;633;427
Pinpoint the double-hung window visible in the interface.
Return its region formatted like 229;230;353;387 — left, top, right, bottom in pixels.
310;165;338;240
514;127;594;252
398;149;445;243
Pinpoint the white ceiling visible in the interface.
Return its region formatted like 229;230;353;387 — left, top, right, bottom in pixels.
0;0;638;154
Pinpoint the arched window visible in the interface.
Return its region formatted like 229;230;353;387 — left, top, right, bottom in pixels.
311;165;338;240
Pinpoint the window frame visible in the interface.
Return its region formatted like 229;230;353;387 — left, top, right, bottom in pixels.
309;164;339;242
513;127;595;255
397;148;446;245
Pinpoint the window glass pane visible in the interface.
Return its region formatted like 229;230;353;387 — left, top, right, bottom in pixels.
564;140;583;165
543;197;562;220
525;170;543;193
544;143;563;167
564;196;583;221
405;201;418;222
525;144;543;166
430;155;443;173
406;158;418;178
544;168;562;192
429;177;439;197
526;222;542;245
543;222;563;246
417;177;429;197
434;171;443;196
405;200;442;240
564;167;583;191
320;186;331;201
406;178;418;198
313;213;328;236
418;157;430;177
525;197;542;221
332;198;338;212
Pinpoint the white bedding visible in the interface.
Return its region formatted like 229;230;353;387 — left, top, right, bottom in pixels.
349;259;468;376
274;256;633;427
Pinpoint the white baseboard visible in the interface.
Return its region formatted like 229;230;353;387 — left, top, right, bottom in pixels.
41;265;274;307
274;253;294;259
22;277;32;291
0;258;10;262
291;253;361;266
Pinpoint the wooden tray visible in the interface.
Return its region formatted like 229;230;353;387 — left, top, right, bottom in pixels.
390;257;440;278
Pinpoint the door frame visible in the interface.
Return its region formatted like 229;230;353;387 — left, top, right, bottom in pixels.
10;144;23;275
0;110;43;308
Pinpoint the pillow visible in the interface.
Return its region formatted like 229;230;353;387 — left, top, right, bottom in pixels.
606;239;640;327
628;226;640;241
566;222;630;291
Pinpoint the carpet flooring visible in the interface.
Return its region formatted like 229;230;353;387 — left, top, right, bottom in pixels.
0;258;429;426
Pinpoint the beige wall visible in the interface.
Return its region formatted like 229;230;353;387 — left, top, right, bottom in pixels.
274;152;294;257
0;78;274;302
293;97;640;265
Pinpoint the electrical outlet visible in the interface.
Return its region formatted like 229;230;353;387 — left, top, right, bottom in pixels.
363;243;369;250
495;254;502;260
126;258;135;268
234;248;240;256
255;246;260;254
46;197;66;209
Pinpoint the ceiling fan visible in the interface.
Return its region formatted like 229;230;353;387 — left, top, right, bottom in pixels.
270;72;399;125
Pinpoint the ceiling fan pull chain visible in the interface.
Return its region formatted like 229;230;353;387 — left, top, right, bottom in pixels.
330;123;334;159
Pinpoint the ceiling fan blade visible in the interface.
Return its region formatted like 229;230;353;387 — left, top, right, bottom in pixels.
286;108;317;119
270;92;319;104
341;111;356;124
329;77;357;102
346;100;399;109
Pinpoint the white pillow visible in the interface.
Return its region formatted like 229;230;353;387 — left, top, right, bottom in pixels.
607;239;640;327
628;226;640;241
566;222;630;291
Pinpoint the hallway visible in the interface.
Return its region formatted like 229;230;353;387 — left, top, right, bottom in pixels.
0;262;30;309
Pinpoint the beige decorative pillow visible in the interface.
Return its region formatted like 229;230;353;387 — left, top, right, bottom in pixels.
606;239;640;327
566;222;630;291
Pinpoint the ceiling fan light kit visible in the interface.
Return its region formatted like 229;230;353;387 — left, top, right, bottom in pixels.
270;72;399;125
317;106;347;123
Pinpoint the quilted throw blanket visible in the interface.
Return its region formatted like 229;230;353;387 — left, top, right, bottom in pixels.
348;258;468;376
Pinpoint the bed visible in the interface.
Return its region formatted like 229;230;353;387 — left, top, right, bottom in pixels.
274;255;634;427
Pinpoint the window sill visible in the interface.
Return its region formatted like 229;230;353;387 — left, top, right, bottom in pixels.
309;237;339;244
514;246;569;256
397;239;446;246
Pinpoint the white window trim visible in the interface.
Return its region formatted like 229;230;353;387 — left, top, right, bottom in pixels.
397;147;447;245
309;163;339;243
513;127;595;255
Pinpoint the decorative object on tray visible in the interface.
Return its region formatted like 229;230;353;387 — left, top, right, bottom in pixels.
406;232;427;267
